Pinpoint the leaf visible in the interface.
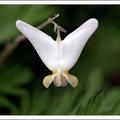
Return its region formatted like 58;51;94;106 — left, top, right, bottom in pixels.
0;64;33;89
110;100;120;115
98;88;120;114
52;86;81;114
75;93;104;115
29;90;49;114
90;92;104;114
81;68;104;105
0;96;19;115
0;64;33;100
20;91;30;114
0;96;11;107
0;5;57;44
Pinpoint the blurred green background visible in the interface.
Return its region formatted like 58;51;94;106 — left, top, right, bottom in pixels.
0;5;120;115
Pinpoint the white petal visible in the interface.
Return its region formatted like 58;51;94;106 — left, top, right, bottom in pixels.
43;74;56;88
16;20;57;70
61;18;98;70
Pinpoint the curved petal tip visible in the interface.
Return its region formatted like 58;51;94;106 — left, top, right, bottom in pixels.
16;20;23;28
88;18;99;29
16;20;28;30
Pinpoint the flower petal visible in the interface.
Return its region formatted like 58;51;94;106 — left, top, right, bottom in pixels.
43;74;56;88
61;18;98;70
16;20;57;71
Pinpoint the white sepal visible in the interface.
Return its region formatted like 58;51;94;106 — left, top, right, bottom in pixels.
61;18;98;70
16;20;57;71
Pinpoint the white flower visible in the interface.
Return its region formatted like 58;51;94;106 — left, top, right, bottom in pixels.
16;18;98;88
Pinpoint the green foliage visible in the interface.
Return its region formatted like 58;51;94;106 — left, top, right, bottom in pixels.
0;5;56;43
0;5;120;115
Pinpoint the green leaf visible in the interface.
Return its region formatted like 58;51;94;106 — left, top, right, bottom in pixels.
0;64;33;97
98;88;120;114
81;68;104;105
0;5;57;44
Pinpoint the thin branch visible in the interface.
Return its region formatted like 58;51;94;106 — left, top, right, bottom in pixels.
0;13;59;65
